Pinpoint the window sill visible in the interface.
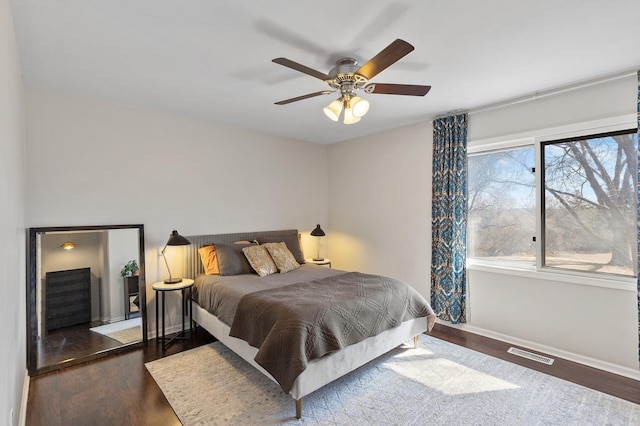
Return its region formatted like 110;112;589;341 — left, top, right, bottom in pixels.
467;261;637;292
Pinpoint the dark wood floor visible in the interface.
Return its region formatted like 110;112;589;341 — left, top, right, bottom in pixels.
27;328;215;426
26;324;639;425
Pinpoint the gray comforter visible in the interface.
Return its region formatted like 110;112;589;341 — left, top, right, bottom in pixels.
193;264;343;325
192;265;435;393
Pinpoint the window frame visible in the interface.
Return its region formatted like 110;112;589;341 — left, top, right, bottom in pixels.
539;128;638;277
467;143;537;270
467;114;638;289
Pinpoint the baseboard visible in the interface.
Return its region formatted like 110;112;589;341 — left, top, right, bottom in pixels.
100;315;126;324
148;323;191;340
436;320;640;381
19;369;29;426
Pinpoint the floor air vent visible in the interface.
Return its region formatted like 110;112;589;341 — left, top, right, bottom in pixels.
507;347;554;365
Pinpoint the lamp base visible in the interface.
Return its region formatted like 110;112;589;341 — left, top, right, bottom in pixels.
312;257;325;262
164;277;183;284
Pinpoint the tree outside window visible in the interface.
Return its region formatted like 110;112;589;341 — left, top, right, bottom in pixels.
542;130;638;276
468;128;638;278
468;146;536;267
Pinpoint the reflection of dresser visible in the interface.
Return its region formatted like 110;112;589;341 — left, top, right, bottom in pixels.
45;267;91;332
124;276;140;319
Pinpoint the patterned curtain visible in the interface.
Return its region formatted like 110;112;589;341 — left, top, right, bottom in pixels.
637;70;639;362
431;113;468;323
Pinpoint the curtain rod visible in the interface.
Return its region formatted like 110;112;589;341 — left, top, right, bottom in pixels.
432;69;637;120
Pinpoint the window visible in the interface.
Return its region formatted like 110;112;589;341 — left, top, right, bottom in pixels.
468;145;536;267
542;130;638;277
468;127;638;278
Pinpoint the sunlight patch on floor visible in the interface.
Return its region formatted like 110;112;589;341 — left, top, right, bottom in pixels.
388;356;520;395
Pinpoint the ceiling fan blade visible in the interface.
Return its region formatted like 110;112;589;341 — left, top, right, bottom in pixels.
275;91;333;105
356;39;415;80
272;57;331;81
364;83;431;96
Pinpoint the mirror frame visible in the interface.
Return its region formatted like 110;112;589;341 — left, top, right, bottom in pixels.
27;224;147;376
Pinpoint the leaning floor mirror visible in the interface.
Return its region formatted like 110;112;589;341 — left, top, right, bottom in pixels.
27;224;147;376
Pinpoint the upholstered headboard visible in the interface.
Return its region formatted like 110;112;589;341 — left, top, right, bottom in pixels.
183;229;299;278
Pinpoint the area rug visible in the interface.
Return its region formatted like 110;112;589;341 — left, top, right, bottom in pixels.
145;335;640;425
90;317;142;344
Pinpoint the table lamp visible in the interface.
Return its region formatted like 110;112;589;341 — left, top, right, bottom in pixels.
161;229;191;284
310;224;326;261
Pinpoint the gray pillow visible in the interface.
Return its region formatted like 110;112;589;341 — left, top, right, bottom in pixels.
214;242;257;276
258;234;305;264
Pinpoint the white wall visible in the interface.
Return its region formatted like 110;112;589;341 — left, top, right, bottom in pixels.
466;74;639;376
328;121;432;298
328;73;640;378
26;88;329;336
0;0;27;424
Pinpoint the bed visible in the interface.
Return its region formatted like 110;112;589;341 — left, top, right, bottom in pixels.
184;229;435;419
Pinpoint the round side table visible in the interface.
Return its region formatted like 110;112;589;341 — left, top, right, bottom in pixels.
305;258;332;268
152;278;194;349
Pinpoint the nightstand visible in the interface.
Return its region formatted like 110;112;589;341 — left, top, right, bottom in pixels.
306;258;332;268
152;279;194;349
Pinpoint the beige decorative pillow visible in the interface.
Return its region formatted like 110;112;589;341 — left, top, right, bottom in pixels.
242;245;278;277
258;234;305;264
264;242;300;273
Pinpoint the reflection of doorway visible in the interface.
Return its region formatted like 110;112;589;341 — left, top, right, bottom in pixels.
35;228;142;370
38;231;109;332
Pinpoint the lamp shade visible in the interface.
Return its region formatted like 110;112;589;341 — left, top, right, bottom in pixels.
342;107;361;125
351;96;370;117
323;99;343;121
166;230;191;246
310;224;325;237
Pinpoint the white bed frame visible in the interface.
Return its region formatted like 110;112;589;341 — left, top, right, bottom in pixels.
192;302;428;418
185;230;429;418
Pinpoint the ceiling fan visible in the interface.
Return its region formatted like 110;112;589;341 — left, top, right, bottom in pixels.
272;39;431;125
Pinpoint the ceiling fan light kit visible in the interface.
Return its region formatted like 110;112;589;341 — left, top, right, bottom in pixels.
273;39;431;125
323;95;370;124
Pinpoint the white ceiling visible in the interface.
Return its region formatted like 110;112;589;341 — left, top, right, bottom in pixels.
10;0;640;144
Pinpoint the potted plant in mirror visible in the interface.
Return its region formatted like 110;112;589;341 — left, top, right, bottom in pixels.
120;259;139;278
